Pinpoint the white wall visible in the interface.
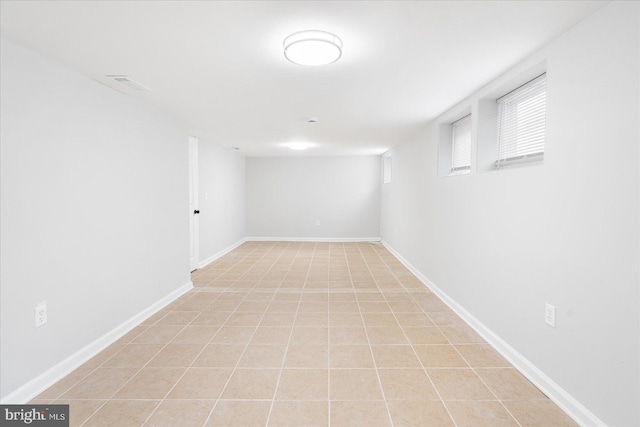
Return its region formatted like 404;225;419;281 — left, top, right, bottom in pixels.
381;2;639;426
246;156;381;240
0;38;191;399
198;141;246;263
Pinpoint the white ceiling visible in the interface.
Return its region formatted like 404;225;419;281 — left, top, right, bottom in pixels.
0;1;606;157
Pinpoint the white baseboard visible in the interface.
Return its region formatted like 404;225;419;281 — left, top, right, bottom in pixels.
198;238;248;269
382;241;606;427
0;281;193;404
245;236;382;243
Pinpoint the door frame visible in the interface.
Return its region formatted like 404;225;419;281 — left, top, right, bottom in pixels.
188;136;199;271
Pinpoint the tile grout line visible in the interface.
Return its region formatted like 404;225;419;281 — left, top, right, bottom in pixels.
359;242;459;427
43;242;569;426
321;242;330;427
76;287;227;427
375;244;524;427
80;322;196;426
138;267;253;424
328;243;335;427
381;245;466;427
70;242;262;426
48;293;198;421
348;243;395;427
377;243;528;427
171;243;268;426
72;306;194;425
196;242;261;287
264;241;308;427
147;241;278;427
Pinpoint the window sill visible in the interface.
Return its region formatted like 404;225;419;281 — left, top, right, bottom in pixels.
494;152;544;169
442;167;470;177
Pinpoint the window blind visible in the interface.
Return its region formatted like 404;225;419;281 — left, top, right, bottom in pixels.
451;114;472;172
496;73;546;167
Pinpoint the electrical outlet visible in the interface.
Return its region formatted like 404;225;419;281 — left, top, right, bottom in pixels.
35;301;47;327
545;303;556;328
315;220;320;226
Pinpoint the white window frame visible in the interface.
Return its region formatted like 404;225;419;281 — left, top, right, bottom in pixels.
495;73;546;168
450;114;472;174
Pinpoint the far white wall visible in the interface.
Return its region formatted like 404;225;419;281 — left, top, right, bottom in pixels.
381;3;639;426
0;38;191;399
246;156;381;240
198;141;246;264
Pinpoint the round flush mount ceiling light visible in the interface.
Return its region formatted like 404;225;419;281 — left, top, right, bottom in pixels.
284;30;342;66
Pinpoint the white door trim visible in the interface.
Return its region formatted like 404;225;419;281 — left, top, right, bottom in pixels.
188;136;199;271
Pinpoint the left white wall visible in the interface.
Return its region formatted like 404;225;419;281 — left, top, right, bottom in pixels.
197;140;246;266
0;38;191;400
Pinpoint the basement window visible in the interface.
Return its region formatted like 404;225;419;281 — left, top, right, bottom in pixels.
451;114;472;174
438;111;472;177
495;73;546;168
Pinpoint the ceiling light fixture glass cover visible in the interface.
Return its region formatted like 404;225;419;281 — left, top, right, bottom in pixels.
285;142;314;150
284;30;342;66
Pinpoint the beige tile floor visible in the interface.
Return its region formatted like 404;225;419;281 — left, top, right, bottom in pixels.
31;241;577;426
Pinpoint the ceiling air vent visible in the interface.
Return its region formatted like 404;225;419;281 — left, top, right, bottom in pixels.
106;75;150;91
